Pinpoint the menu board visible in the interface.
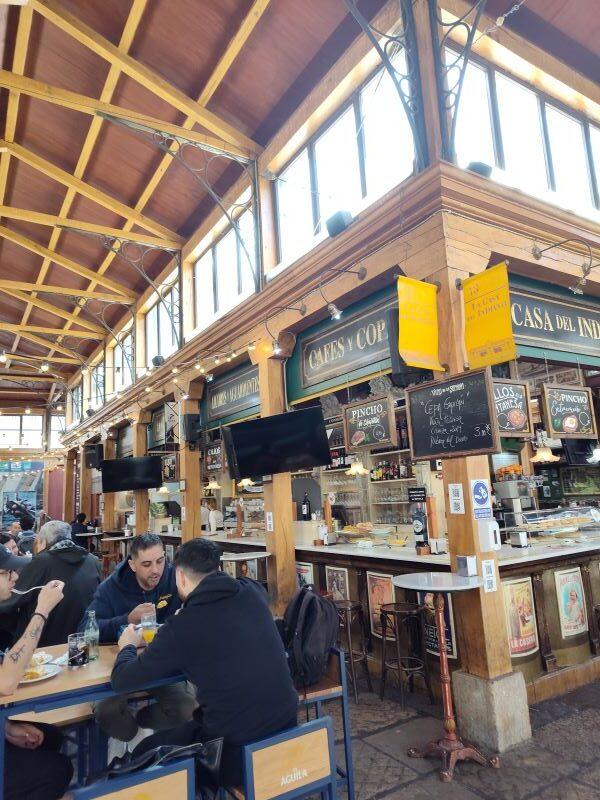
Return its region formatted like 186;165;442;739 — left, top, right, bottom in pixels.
342;395;397;451
492;379;534;438
542;384;597;440
406;368;500;461
204;442;223;472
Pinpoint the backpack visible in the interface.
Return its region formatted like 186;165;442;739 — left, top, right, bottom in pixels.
282;587;339;687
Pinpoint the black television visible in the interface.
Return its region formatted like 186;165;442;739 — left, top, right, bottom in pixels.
222;407;332;480
563;439;596;466
101;456;163;493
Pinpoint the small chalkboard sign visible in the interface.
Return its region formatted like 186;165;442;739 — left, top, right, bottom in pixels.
205;442;223;472
408;487;427;502
406;367;500;461
492;379;534;438
542;384;597;440
343;395;398;451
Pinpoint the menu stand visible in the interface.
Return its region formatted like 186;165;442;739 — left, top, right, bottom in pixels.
392;572;500;782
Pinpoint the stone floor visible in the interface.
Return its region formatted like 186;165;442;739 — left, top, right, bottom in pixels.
315;678;600;800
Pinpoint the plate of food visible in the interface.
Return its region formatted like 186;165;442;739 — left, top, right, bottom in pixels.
29;651;53;667
20;663;61;684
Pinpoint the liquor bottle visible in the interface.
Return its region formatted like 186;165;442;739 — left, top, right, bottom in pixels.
84;610;99;661
400;417;409;449
301;492;311;521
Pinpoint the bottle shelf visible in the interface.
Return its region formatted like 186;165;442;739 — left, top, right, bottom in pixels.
370;478;416;484
370;501;411;505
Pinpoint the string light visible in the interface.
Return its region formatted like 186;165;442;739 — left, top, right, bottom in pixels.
24;407;31;415
0;351;6;363
40;362;50;373
145;386;152;393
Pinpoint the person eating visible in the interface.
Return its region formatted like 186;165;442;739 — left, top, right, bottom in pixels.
81;533;195;743
0;546;71;800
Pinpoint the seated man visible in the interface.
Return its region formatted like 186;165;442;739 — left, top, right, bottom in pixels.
112;539;298;787
70;512;88;537
6;521;102;647
83;533;195;742
15;516;35;556
0;547;72;800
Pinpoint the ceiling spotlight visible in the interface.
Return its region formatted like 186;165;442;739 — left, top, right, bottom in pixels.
173;377;179;383
145;386;152;393
181;393;189;400
570;280;585;295
205;373;214;383
152;355;165;367
194;363;202;371
214;356;220;365
24;407;31;415
171;367;179;374
199;366;206;374
40;362;50;373
231;350;237;358
0;351;7;364
226;355;232;363
206;477;221;490
272;339;282;356
328;303;342;321
57;404;64;412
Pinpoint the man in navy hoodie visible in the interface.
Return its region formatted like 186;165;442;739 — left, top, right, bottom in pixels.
82;534;196;741
112;538;298;788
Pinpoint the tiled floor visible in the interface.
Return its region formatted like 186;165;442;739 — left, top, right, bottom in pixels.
318;678;600;800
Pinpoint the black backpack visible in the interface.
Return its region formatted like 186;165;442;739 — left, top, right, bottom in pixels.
282;587;339;687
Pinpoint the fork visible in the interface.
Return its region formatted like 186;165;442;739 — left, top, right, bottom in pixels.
11;586;45;595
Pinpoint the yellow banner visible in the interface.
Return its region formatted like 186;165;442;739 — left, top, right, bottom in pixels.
463;261;517;369
397;276;444;371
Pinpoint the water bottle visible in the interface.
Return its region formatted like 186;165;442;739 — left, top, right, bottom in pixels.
84;610;99;661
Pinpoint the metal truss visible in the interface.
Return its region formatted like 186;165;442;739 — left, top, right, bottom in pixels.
98;113;261;295
343;0;430;170
428;0;489;161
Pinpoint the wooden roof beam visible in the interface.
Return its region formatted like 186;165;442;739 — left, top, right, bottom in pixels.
0;323;99;339
4;329;83;359
0;287;103;333
30;0;261;154
0;223;136;297
0;351;80;365
0;206;181;249
0;140;179;239
0;373;65;383
0;279;132;303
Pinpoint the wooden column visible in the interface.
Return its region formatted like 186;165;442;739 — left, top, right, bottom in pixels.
179;382;204;543
412;0;444;164
132;413;151;535
62;450;76;522
251;335;297;615
101;436;117;531
78;445;93;521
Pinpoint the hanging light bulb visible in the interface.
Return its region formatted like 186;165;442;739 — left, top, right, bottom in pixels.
57;404;63;412
328;303;342;321
194;363;202;371
530;447;560;464
145;386;152;393
345;460;369;476
0;350;7;363
231;350;237;358
173;377;179;384
24;407;31;415
40;362;50;373
172;367;179;374
272;339;282;356
237;477;255;489
214;356;220;365
199;366;206;374
206;477;221;490
205;373;214;382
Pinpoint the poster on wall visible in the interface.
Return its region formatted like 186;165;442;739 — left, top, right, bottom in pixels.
366;572;395;639
221;559;236;578
554;567;588;639
2;491;38;527
296;562;314;589
325;566;349;601
502;577;539;658
417;591;458;660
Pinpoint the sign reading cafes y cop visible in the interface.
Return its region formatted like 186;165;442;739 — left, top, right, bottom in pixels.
206;364;259;423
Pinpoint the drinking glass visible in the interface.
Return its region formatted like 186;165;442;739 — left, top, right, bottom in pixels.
141;611;157;645
68;633;89;668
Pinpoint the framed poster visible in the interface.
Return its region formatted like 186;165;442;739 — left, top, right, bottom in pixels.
296;562;314;589
417;591;458;660
366;572;394;639
325;566;349;601
542;384;597;439
343;395;398;451
502;577;539;658
238;560;258;581
221;559;236;578
554;567;588;639
492;379;534;438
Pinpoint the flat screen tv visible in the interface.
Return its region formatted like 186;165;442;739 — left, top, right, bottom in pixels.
222;406;332;480
101;456;163;493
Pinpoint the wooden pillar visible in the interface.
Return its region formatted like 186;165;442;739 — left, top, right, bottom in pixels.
412;0;444;164
78;445;92;521
179;383;204;542
102;436;117;531
132;414;151;535
63;450;76;522
251;335;297;615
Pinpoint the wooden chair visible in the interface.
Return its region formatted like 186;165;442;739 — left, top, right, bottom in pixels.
221;717;337;800
71;757;196;799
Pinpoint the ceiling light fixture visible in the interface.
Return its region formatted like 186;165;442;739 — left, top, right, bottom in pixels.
172;367;179;374
24;407;31;415
530;446;560;464
0;351;7;364
205;373;214;383
194;363;202;371
40;362;50;373
206;477;221;490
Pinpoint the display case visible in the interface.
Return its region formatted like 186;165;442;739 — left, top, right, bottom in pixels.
504;506;600;536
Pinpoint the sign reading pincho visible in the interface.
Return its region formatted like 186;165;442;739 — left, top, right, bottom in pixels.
343;395;397;451
397;276;444;371
542;384;597;439
464;262;516;369
492;379;534;438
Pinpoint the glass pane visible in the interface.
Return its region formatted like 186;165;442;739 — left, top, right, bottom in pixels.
21;415;43;431
158;287;179;358
215;227;238;314
591;126;600;194
314;107;362;222
546;105;592;211
495;73;548;194
0;429;19;446
450;56;496;169
146;304;159;365
194;252;215;330
361;58;415;198
277;149;315;266
50;416;65;450
0;416;20;431
237;210;256;298
21;428;42;448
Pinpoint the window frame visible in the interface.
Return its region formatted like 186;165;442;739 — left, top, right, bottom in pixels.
114;330;134;391
0;415;44;447
145;281;181;365
90;358;105;409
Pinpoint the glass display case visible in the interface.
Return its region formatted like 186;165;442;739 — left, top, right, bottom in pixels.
504;506;600;536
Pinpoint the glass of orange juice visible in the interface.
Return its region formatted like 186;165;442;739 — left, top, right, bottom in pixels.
141;611;157;645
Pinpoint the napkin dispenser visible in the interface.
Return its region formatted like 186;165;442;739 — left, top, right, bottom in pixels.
456;555;478;577
510;529;529;548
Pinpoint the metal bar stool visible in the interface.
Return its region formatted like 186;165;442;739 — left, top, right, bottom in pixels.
379;602;434;710
335;600;373;704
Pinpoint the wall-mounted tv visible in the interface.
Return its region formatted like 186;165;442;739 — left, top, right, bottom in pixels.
222;407;332;480
101;456;163;493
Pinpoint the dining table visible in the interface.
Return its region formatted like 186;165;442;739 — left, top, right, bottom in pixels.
0;644;184;800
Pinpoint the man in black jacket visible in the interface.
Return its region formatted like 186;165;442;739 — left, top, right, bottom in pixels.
2;520;102;647
112;538;298;787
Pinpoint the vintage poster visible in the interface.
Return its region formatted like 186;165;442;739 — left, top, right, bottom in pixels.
417;591;458;660
221;559;236;578
325;566;349;601
554;567;588;639
238;560;258;581
366;572;394;639
502;577;539;658
296;562;314;589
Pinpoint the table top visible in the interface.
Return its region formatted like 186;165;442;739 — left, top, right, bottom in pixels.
392;572;483;592
75;532;101;538
220;551;271;562
0;644;118;707
101;536;132;543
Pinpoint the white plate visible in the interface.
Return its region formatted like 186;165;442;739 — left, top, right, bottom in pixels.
29;651;53;667
19;664;61;684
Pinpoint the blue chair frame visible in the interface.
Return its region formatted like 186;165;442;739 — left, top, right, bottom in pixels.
70;756;196;799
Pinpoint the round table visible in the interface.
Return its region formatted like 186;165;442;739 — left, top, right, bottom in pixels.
392;572;500;782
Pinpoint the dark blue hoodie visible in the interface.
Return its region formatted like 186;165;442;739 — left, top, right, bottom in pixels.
81;558;181;643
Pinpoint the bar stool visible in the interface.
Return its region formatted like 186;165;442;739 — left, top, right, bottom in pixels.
335;600;373;704
379;602;433;710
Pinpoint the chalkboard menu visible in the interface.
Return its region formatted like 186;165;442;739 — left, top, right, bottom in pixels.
492;379;534;438
542;384;597;440
406;368;500;461
204;442;224;472
343;395;398;451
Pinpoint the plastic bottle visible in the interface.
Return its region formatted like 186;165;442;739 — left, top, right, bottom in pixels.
84;610;99;661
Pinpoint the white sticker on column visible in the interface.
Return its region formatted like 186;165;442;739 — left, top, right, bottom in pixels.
181;507;186;522
448;483;465;514
482;559;497;593
266;512;274;532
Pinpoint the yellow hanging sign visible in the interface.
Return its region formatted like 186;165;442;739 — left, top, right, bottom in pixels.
463;261;517;369
397;276;444;371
